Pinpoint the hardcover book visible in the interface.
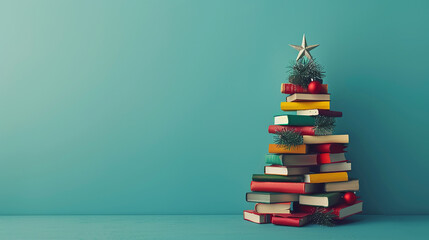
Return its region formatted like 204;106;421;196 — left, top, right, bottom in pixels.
283;109;342;117
271;214;311;227
273;115;315;126
250;181;322;194
243;210;272;224
287;93;330;102
246;192;299;203
298;201;363;220
298;192;342;207
310;143;347;153
265;154;318;166
268;144;307;154
281;101;330;111
268;125;316;135
252;174;304;182
312;162;351;173
281;83;328;94
255;202;292;214
324;179;359;192
304;172;349;183
317;153;347;164
265;165;310;176
302;135;349;144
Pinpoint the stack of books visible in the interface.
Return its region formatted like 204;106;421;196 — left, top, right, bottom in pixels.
243;83;363;227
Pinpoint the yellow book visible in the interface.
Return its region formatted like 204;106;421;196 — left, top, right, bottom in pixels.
304;172;348;183
268;144;307;154
281;101;330;111
303;135;349;144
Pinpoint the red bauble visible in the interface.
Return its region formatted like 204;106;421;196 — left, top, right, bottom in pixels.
343;192;357;205
307;81;322;94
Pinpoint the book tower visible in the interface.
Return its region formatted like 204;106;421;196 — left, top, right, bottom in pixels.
243;35;363;227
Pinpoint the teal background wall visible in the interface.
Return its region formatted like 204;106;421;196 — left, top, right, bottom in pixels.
0;0;428;215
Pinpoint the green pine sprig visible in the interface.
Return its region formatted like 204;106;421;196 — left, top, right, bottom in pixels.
314;116;336;136
273;129;303;149
288;59;325;87
310;208;337;226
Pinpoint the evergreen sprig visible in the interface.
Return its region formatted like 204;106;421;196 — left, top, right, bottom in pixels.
288;59;325;87
273;129;303;148
310;208;336;226
314;116;336;136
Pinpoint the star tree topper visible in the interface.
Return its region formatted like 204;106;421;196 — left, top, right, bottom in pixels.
289;34;319;61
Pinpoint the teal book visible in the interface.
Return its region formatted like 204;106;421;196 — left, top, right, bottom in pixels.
252;174;304;182
273;115;315;126
298;192;342;207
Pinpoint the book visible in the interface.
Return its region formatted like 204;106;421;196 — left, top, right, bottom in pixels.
298;201;363;220
252;174;304;182
287;93;330;102
317;153;347;164
265;165;310;176
310;143;347;153
281;101;330;111
268;144;307;154
255;202;292;214
273;115;315;126
298;192;342;207
281;83;328;94
265;154;318;166
268;125;316;135
283;109;342;117
271;214;311;227
312;162;351;173
250;181;322;194
324;179;359;192
243;210;272;224
302;135;349;144
246;192;299;203
304;172;348;183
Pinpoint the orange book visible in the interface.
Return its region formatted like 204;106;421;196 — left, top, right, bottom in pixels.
304;172;348;183
268;144;307;154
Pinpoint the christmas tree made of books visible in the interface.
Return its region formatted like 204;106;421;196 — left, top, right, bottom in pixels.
243;35;363;227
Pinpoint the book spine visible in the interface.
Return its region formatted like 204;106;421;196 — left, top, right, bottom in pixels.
310;144;347;153
281;83;328;94
317;110;343;117
250;181;306;194
281;101;330;111
306;172;349;183
317;153;347;164
271;216;302;227
268;125;315;135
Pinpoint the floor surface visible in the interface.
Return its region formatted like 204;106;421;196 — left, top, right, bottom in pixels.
0;215;427;239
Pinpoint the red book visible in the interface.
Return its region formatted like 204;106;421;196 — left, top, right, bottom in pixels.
250;181;322;194
310;143;347;153
281;83;328;94
298;201;363;220
268;125;315;135
271;213;312;227
317;153;347;164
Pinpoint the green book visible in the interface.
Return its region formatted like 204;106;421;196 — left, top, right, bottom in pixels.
252;174;304;182
298;192;342;207
273;114;315;126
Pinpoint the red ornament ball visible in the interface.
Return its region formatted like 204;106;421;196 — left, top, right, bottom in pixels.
343;192;357;205
307;80;322;94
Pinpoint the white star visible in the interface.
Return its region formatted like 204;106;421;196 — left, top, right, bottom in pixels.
289;34;319;61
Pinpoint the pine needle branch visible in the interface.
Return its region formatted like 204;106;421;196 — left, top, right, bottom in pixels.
314;116;336;136
273;129;303;149
288;59;325;87
310;208;336;227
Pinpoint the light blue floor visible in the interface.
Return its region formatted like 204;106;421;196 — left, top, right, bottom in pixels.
0;215;427;239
